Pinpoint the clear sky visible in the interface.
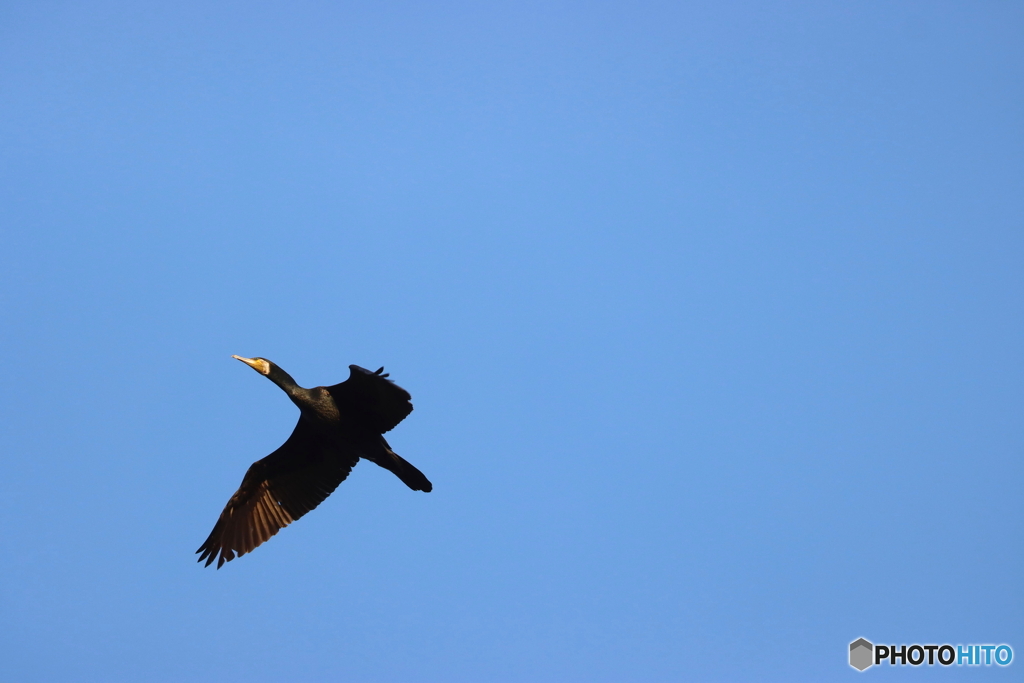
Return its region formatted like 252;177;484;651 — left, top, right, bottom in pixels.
1;2;1021;681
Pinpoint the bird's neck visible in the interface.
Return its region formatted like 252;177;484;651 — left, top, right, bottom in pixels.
267;365;304;400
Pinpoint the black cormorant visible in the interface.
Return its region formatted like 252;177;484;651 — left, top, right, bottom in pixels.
197;356;431;568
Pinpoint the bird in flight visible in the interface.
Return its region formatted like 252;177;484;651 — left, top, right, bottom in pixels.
197;356;431;568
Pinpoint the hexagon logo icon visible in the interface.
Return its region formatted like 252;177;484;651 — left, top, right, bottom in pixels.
850;638;874;671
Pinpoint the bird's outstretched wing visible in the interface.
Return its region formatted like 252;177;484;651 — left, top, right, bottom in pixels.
196;417;356;568
326;365;413;433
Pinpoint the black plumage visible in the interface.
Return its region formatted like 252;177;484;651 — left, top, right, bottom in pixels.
197;356;431;568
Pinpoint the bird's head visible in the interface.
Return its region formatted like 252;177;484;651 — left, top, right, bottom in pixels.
232;355;302;396
232;355;273;376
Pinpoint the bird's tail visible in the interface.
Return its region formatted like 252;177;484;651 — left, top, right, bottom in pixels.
388;451;433;492
371;438;432;492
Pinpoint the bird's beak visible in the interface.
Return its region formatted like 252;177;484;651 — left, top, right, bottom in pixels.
232;355;269;374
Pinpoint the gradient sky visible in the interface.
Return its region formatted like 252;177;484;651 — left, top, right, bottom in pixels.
1;2;1021;681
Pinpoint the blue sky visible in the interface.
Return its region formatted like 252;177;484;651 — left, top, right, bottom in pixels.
1;2;1021;681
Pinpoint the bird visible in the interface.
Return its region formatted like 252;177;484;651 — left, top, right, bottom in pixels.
197;355;431;568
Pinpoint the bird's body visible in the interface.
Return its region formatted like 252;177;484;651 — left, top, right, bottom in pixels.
197;356;430;568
